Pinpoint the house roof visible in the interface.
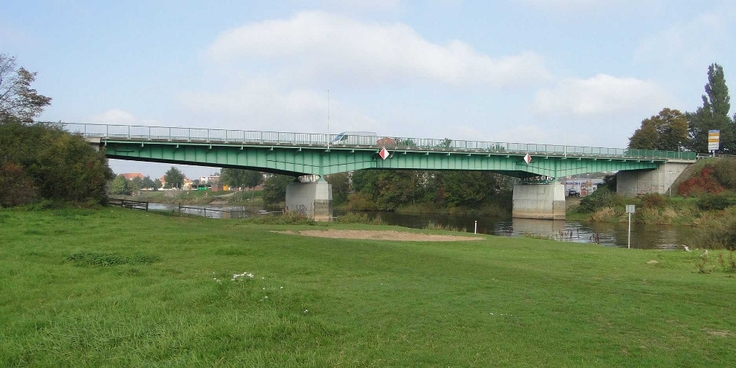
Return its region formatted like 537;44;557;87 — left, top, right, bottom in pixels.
120;173;145;180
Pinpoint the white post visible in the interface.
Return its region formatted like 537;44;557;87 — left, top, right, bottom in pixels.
627;213;631;249
626;204;635;249
474;220;477;234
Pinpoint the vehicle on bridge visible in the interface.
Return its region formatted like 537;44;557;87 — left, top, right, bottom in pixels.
331;131;378;146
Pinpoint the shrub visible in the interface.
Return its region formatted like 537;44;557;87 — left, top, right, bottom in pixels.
640;193;667;209
335;212;386;225
696;192;736;211
712;159;736;190
578;189;623;213
678;165;724;197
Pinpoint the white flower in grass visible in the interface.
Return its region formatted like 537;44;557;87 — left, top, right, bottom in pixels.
304;309;309;314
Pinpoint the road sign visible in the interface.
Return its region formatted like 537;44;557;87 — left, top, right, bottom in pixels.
708;130;720;151
524;153;531;165
379;147;390;160
626;205;635;214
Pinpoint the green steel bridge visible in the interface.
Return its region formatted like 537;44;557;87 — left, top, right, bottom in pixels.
68;123;697;180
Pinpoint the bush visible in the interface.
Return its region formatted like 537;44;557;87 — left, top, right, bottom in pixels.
335;212;386;225
640;193;668;209
0;120;113;207
578;189;623;213
696;193;736;211
688;207;736;250
712;159;736;190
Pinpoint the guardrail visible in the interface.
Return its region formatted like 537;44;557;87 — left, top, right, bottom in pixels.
64;122;697;161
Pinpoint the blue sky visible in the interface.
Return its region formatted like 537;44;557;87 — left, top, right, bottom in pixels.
2;0;735;179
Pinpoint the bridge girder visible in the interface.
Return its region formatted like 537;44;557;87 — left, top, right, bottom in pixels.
101;140;664;178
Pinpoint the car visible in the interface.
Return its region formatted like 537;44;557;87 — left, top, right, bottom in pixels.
567;188;580;197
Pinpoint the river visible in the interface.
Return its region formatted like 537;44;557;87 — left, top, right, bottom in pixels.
147;203;692;250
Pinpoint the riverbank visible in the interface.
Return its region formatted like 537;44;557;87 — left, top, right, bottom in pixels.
1;207;735;366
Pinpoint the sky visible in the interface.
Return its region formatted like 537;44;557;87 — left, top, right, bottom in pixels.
2;0;735;179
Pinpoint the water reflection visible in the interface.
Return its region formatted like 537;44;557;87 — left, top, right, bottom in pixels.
144;203;693;249
341;211;693;250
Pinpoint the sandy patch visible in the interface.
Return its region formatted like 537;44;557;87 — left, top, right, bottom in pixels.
274;229;483;242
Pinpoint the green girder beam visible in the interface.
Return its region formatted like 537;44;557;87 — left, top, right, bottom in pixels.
102;140;666;178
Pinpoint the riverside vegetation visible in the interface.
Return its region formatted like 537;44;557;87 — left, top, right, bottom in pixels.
569;158;736;250
2;207;736;367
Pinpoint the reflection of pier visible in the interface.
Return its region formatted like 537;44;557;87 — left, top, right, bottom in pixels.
512;218;566;237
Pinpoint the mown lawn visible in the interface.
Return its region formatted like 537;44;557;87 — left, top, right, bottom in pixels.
1;208;734;367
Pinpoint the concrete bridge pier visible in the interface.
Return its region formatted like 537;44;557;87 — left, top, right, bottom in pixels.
512;182;566;220
285;179;333;221
617;162;691;196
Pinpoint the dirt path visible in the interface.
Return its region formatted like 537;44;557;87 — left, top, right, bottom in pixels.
274;229;484;242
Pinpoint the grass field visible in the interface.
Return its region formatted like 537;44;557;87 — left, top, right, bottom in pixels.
1;208;735;367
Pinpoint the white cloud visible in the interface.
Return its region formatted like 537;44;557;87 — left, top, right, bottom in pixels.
177;79;382;134
89;109;159;125
634;6;735;68
205;11;549;88
291;0;402;13
514;0;650;10
533;74;673;118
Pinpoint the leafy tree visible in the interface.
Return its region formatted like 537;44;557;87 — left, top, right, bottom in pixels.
221;168;263;189
164;167;184;189
243;170;264;189
0;54;52;123
351;170;420;210
153;178;162;190
629;108;688;151
141;176;155;190
325;172;350;205
110;175;131;195
440;171;501;207
0;119;114;206
262;175;296;204
687;63;734;153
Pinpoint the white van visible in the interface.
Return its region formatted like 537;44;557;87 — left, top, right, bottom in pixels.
331;131;378;146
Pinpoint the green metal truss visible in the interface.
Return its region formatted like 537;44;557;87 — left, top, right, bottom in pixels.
102;140;672;178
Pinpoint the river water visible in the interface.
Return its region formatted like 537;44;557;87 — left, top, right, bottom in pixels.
147;203;692;250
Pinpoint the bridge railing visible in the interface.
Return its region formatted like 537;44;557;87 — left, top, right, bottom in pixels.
65;122;697;160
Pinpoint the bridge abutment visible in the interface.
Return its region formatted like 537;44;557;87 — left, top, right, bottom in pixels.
617;162;691;196
512;182;565;220
285;179;333;221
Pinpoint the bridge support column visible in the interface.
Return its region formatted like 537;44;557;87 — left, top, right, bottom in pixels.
512;182;565;220
285;179;333;221
617;162;691;196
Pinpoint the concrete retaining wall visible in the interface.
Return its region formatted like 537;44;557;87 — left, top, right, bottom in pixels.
512;182;566;220
617;162;691;196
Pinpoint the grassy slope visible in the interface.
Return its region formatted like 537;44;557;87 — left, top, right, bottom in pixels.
1;208;735;367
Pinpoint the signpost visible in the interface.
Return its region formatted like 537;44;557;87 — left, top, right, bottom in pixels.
626;205;635;249
708;130;720;156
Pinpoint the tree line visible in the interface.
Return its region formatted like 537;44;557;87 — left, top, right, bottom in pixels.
629;63;735;153
1;54;113;207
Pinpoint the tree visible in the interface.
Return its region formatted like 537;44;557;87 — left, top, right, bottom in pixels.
141;176;155;190
629;108;688;151
262;175;296;204
687;63;734;153
221;168;262;189
0;118;114;206
164;167;184;189
243;170;264;189
0;54;52;122
110;175;131;195
154;178;162;190
325;172;350;205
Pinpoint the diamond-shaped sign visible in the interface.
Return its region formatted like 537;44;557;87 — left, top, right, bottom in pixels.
379;147;390;160
523;153;531;165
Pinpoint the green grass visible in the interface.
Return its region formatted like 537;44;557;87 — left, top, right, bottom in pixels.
1;208;735;367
